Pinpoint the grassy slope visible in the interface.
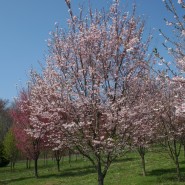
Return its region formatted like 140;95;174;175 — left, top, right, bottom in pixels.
1;150;185;185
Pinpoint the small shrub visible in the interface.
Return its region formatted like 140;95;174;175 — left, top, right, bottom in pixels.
0;157;9;167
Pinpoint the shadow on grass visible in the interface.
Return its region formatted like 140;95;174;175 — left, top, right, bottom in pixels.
149;167;185;176
38;163;55;170
0;163;55;174
0;174;61;184
60;166;96;177
148;167;185;182
114;157;136;163
0;182;7;185
0;167;34;174
0;176;33;184
64;164;94;171
0;162;96;185
180;160;185;165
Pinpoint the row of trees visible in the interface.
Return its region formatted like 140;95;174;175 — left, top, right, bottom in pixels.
6;0;185;185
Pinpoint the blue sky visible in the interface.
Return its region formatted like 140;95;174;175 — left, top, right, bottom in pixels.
0;0;179;101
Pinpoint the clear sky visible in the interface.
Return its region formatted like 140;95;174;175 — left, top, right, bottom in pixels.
0;0;179;102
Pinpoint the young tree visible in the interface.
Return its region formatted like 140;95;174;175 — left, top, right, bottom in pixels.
28;69;68;172
152;76;185;181
28;1;152;184
11;89;44;178
129;78;159;176
3;128;19;171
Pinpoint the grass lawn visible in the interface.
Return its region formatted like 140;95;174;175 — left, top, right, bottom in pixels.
1;149;185;185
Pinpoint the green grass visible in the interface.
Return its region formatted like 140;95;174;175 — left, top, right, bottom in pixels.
1;150;185;185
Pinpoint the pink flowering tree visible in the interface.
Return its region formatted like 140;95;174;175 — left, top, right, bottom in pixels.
154;2;185;180
11;89;44;178
26;1;152;184
127;77;159;176
11;91;31;159
28;68;68;172
151;76;185;181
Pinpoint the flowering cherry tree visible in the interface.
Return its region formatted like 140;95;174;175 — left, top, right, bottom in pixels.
144;2;185;181
11;89;44;178
28;67;69;171
25;1;152;184
151;76;185;181
128;77;159;176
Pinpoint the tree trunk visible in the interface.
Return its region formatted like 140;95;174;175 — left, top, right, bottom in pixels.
138;146;146;176
175;156;181;181
57;159;60;172
26;158;31;169
141;154;146;176
172;140;181;181
54;150;62;172
13;162;15;169
97;161;104;185
98;172;104;185
69;150;71;167
34;158;38;178
10;161;13;171
28;159;31;169
52;153;54;161
44;152;46;166
32;140;40;178
45;153;48;166
26;158;29;169
43;151;48;166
